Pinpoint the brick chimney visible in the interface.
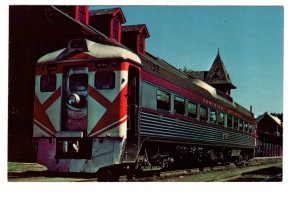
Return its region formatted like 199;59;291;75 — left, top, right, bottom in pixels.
121;24;150;55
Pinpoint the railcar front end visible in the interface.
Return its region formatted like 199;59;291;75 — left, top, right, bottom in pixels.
33;39;141;179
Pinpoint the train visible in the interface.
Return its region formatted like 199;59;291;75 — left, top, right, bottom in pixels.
33;38;256;181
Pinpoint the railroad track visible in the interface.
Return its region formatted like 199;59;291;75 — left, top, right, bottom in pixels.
8;157;282;182
262;173;282;182
120;157;282;182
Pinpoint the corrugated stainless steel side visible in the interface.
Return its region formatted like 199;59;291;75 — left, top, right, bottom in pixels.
140;111;255;148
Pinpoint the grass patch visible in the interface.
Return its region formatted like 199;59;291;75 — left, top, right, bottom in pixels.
8;162;47;172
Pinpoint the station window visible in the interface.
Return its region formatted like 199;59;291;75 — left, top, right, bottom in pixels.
112;18;120;42
137;34;145;55
78;6;86;23
188;102;197;118
40;74;56;92
209;109;217;124
174;96;185;115
233;117;239;130
227;115;233;128
218;112;225;126
95;71;115;90
157;90;170;111
70;73;88;91
239;120;244;131
200;106;208;121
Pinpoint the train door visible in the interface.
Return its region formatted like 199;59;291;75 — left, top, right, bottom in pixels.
62;66;88;131
127;66;139;144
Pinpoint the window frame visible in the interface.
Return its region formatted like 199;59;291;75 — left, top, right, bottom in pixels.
187;101;197;118
156;89;171;112
227;115;233;129
218;112;225;126
174;96;185;115
78;6;86;23
40;74;57;92
75;6;88;24
239;119;244;131
94;71;115;90
69;73;88;92
137;33;145;55
209;108;217;124
233;117;239;130
244;122;249;132
199;105;208;122
111;18;120;42
249;123;253;134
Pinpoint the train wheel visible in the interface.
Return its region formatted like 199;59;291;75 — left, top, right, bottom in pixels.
198;160;204;171
97;168;120;182
234;155;243;166
243;154;249;161
199;165;204;171
155;171;161;177
126;168;136;181
126;173;134;181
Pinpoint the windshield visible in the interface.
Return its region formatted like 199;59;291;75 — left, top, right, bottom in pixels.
69;73;88;91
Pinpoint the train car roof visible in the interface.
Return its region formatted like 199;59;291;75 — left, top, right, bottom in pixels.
140;53;212;97
140;52;254;119
37;39;141;64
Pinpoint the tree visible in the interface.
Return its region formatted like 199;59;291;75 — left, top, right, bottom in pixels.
270;113;283;124
178;66;194;74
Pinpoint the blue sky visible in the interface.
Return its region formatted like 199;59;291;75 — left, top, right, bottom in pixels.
90;6;283;116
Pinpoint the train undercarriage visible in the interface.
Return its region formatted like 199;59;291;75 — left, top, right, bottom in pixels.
97;140;254;181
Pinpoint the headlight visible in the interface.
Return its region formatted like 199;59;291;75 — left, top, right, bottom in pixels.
67;93;81;106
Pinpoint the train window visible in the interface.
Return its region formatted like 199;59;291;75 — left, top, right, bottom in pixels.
188;102;197;118
249;124;253;134
157;90;170;111
227;115;233;128
218;112;225;126
40;74;56;92
174;96;185;115
95;71;115;90
239;120;244;131
70;73;88;91
200;106;208;121
244;123;249;132
233;117;239;130
209;109;217;124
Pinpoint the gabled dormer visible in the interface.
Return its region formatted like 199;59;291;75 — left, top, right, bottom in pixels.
56;6;89;24
204;49;236;96
121;24;150;55
89;8;126;43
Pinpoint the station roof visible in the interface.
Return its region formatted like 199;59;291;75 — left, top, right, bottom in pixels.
257;112;282;126
204;49;236;89
89;7;126;23
121;24;150;38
